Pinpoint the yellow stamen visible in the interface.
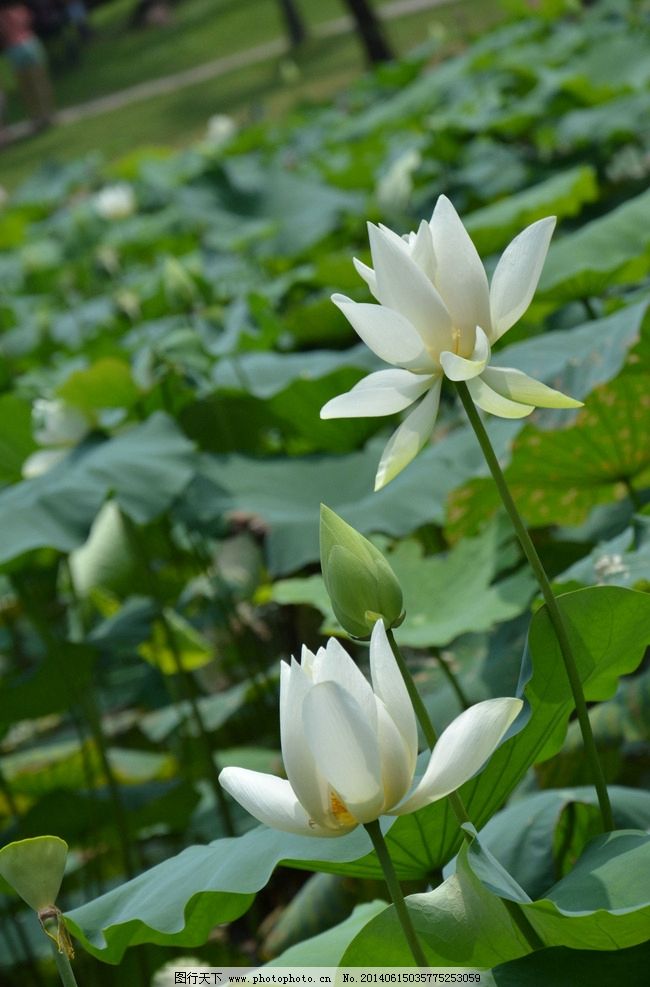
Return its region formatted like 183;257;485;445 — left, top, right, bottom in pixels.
329;789;357;828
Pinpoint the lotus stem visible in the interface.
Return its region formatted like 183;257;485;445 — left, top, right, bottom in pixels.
10;573;137;878
388;632;545;953
386;628;473;831
433;647;471;710
49;941;80;987
454;380;614;832
364;820;428;967
119;512;236;836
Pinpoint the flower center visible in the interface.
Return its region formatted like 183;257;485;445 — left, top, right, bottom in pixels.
328;788;357;828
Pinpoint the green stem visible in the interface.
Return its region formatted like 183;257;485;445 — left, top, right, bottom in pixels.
0;760;20;823
388;631;544;952
83;695;138;877
10;907;47;987
623;477;643;512
364;820;428;966
49;942;80;987
120;513;235;836
387;629;437;748
433;648;471;710
10;573;137;878
387;629;470;831
581;297;599;320
454;380;613;832
501;899;545;952
157;608;236;835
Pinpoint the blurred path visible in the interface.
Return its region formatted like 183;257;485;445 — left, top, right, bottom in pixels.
3;0;455;143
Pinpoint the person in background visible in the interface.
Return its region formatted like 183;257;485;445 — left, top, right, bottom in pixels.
64;1;92;43
0;0;53;131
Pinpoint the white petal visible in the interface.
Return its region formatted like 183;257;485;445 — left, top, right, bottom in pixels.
480;366;583;409
320;369;433;419
369;620;418;772
378;223;413;252
375;379;442;491
312;638;378;732
430;196;491;351
219;767;332;836
332;294;436;372
489;217;556;341
376;698;415;810
466;374;534;419
367;224;454;355
410;220;437;283
303;682;384;823
21;448;67;478
280;661;330;825
390;697;523;815
440;326;491;382
353;257;378;298
300;644;317;678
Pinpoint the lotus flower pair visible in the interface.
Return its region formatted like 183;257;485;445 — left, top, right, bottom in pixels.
220;620;521;837
321;196;581;490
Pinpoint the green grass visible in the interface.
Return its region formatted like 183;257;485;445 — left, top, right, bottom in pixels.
5;0;418;113
0;0;504;191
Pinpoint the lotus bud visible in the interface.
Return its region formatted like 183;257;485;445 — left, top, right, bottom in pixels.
320;504;404;638
163;257;198;309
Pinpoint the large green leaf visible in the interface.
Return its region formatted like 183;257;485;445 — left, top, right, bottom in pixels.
211;162;363;256
447;374;650;538
211;346;379;399
539;188;650;301
389;520;534;649
64;825;378;961
465;166;598;254
195;434;477;575
550;91;650;152
343;830;650;965
57;358;139;412
0;394;37;485
527;587;650;759
342;834;533;967
3;739;175;797
490;941;650;986
265;901;388;967
479;786;650;900
0;414;196;564
490;300;649;428
0;643;97;737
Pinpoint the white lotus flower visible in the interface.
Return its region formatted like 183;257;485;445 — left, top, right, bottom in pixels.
22;399;91;478
32;398;89;447
94;183;136;220
321;195;582;490
205;113;237;147
219;620;522;837
376;148;421;212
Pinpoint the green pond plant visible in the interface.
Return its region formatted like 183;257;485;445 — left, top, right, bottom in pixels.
220;619;522;964
0;837;80;987
320;196;614;832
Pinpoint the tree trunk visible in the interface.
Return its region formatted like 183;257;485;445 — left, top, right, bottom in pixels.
341;0;394;64
277;0;308;47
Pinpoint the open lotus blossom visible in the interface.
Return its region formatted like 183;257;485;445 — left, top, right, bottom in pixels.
219;620;522;837
321;195;582;490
